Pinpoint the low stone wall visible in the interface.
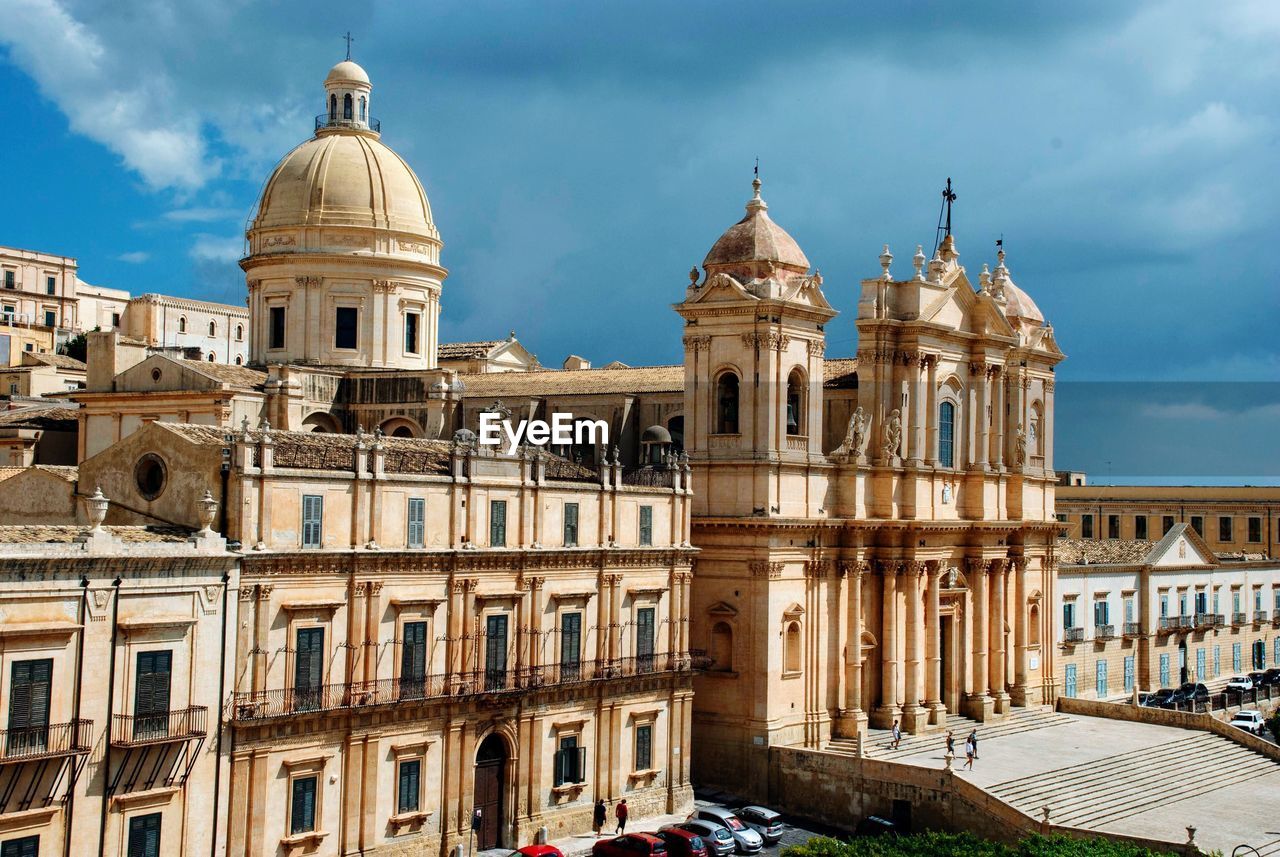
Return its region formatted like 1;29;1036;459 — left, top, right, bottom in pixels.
766;746;1197;855
1056;696;1280;763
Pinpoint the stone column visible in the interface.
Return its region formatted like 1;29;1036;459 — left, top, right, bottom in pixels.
925;357;939;465
837;561;869;736
964;558;994;720
908;354;924;465
925;561;945;721
990;367;1004;468
608;573;623;662
1011;557;1029;705
1044;380;1056;472
872;562;901;728
462;579;478;676
990;560;1011;713
973;363;989;469
901;562;928;732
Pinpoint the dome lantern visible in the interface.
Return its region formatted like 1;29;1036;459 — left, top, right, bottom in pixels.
319;58;375;134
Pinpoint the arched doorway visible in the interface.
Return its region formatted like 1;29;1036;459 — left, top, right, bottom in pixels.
474;734;507;849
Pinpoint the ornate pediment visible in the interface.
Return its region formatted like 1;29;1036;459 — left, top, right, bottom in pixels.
707;601;739;618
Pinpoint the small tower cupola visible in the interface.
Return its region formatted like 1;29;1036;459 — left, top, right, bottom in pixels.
320;57;375;134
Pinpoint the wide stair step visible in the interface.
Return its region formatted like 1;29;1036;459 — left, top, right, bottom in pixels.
849;709;1074;760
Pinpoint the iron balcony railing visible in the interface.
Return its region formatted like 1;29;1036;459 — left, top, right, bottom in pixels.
0;720;94;763
1232;612;1248;626
1122;622;1141;637
1255;610;1269;624
1158;615;1193;631
1095;624;1116;640
622;466;679;488
1064;627;1084;643
1194;612;1223;628
111;706;208;747
231;651;710;722
315;114;381;133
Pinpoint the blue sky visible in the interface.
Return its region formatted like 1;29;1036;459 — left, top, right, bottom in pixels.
0;0;1277;477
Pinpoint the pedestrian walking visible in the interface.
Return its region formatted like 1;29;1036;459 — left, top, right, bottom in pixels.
593;799;607;836
969;728;978;760
891;719;902;749
615;799;629;834
963;737;975;770
945;730;955;757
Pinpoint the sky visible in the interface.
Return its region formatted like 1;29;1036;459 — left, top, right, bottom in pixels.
0;0;1277;479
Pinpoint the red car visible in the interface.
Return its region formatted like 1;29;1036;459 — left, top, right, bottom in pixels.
656;827;709;857
593;833;668;857
513;847;564;857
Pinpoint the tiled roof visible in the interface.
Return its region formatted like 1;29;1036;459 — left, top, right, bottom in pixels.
1057;538;1154;566
21;353;87;371
0;525;191;544
175;359;267;389
460;365;685;397
0;467;25;483
823;358;858;388
0;405;80;428
439;340;504;360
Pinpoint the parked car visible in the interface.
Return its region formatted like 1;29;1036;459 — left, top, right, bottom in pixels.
514;847;564;857
1145;687;1176;707
736;806;785;845
1230;710;1266;735
854;816;902;837
688;809;763;854
671;822;734;857
1261;669;1280;687
656;828;708;857
1132;691;1155;706
1225;675;1255;692
1169;682;1209;704
593;834;668;857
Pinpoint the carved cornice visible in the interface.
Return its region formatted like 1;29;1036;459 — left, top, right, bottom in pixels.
373;279;400;294
748;561;784;579
682;335;711;352
239;548;695;579
295;276;322;289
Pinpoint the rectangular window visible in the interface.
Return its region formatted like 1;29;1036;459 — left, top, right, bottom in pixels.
127;813;162;857
560;612;582;680
302;494;323;548
1196;647;1206;682
7;659;52;755
1248;517;1262;543
1219;516;1233;542
1214;645;1221;677
0;836;39;857
1123;656;1135;693
635;724;653;771
1162;515;1175;535
133;650;173;741
1233;590;1241;614
404;312;420;354
1233;642;1242;672
938;402;955;468
639;506;653;547
3;271;13;289
1062;602;1076;631
1093;598;1109;628
45;276;55;295
553;735;586;786
111;312;121;327
397;759;421;814
1123;597;1134;624
1275;639;1280;668
1214;590;1221;614
485;614;508;690
1194;591;1207;614
269;306;286;349
636;607;655;671
400;621;426;698
290;776;318;835
406;498;425;549
489;500;507;547
563;503;579;547
334;307;358;349
42;310;56;328
1095;660;1108;697
294;627;324;711
1081;515;1094;539
1134;515;1148;540
1107;515;1120;539
1159;594;1168;618
1190;516;1203;536
1159;653;1170;687
1256;590;1264;611
1064;664;1077;698
1178;593;1187;617
1055;513;1068;539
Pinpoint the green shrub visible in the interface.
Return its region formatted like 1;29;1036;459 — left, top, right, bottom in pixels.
782;833;1176;857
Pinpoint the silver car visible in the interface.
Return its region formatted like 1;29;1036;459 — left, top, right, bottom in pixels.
689;809;763;854
736;806;784;845
672;821;734;857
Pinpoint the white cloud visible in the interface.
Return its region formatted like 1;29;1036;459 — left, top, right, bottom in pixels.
163;207;241;223
115;251;150;263
189;234;243;264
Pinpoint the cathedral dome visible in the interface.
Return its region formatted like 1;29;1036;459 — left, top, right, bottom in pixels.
1003;281;1044;326
703;178;810;272
325;59;370;86
252;132;438;241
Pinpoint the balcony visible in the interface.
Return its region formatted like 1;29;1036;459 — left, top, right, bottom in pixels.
1122;622;1141;638
111;706;208;747
0;720;93;763
785;435;808;452
1158;615;1193;632
231;651;710;722
315;113;381;133
622;466;678;488
1232;612;1247;627
1095;624;1116;640
1064;627;1084;643
1194;612;1222;629
1254;610;1269;625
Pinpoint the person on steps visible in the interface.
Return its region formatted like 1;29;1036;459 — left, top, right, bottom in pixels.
963;736;975;770
891;719;902;749
968;728;979;760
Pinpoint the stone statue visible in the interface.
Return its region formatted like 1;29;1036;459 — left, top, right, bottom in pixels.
842;407;868;458
882;408;902;460
941;483;953;505
1014;423;1027;466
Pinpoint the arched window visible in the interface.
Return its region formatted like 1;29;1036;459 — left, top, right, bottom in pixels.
359;96;367;121
1030;402;1044;456
207;352;215;362
1029;603;1041;647
710;622;733;672
235;324;243;342
234;355;243;365
716;372;739;434
208;320;216;337
177;316;187;333
784;622;802;674
786;368;806;436
343;93;353;120
329;94;337;120
939;400;956;468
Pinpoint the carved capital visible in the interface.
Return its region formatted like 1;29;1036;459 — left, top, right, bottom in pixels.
748;561;784;579
1044;380;1056;393
987;558;1008;574
239;587;256;602
682;335;711;352
373;279;400;294
839;560;869;579
294;276;322;289
804;560;831;579
806;339;827;357
769;333;791;352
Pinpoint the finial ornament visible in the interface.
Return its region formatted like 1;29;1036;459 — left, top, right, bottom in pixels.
87;486;109;532
879;244;893;280
689;266;699;285
197;489;218;534
913;245;925;281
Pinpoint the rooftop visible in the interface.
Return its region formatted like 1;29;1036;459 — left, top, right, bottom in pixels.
439;340;506;360
20;352;87;371
175;359;268;389
0;525;193;545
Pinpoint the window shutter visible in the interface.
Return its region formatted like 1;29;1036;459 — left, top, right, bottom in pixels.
399;760;420;813
401;622;426;682
575;746;587;783
292;777;316;834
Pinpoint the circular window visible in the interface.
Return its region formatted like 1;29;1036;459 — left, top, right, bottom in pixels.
134;453;167;500
151;368;162;382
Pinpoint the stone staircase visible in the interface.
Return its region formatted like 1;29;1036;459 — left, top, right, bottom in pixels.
986;731;1279;829
825;707;1074;761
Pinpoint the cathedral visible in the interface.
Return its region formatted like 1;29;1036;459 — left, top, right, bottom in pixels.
0;54;1065;857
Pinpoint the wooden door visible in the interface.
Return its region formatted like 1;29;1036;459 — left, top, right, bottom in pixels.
474;736;505;849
